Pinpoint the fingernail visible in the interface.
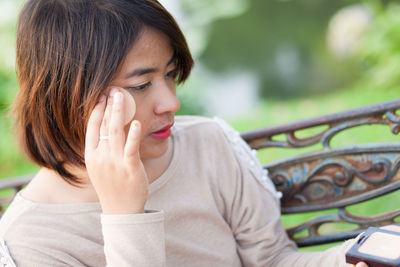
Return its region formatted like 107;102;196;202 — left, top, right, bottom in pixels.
114;92;122;103
98;95;106;103
133;121;139;127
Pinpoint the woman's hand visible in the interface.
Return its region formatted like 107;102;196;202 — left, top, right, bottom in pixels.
85;89;148;214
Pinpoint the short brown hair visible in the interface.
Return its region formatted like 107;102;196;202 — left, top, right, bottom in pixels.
13;0;194;184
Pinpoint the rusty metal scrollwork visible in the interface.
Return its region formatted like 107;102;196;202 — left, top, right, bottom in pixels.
242;99;400;150
270;152;400;247
241;99;400;247
267;151;400;213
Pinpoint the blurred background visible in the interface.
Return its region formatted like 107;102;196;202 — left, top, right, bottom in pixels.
1;0;399;250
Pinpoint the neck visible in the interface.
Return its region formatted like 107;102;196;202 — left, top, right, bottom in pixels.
71;136;173;185
142;137;174;184
21;137;174;204
21;168;99;203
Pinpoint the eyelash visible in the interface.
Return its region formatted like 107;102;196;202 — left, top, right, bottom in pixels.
166;69;178;79
128;83;151;91
126;69;178;91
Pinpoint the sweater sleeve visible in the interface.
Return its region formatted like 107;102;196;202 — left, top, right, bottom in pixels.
214;118;355;267
101;211;165;267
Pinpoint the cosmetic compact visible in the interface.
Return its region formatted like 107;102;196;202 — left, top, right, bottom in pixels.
346;226;400;267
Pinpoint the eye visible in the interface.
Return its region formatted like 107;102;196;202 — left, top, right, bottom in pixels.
126;82;151;91
166;69;178;79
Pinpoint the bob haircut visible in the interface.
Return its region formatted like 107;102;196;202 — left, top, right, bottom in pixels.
13;0;194;184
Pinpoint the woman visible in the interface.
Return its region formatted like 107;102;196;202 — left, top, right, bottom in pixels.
0;0;368;266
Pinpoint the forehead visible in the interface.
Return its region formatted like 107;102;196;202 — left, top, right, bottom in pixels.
116;27;173;76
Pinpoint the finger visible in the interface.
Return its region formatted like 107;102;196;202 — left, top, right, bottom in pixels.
99;91;114;139
124;120;141;167
355;262;369;267
85;95;106;152
109;91;125;157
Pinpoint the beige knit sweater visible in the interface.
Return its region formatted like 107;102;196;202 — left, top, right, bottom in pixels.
0;116;354;266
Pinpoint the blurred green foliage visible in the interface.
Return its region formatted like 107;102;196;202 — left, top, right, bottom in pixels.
354;1;400;93
225;1;400;251
199;0;362;98
0;0;34;178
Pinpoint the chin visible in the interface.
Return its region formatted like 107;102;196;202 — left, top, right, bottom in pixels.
139;138;169;160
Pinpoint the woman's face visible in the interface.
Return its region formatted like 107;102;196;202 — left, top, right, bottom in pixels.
110;26;180;160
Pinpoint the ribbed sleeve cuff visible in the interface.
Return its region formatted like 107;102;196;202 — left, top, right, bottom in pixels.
101;210;164;225
101;210;165;267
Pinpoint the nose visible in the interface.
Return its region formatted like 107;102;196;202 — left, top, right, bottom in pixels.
154;82;180;115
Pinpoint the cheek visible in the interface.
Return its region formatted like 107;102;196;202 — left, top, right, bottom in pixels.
123;120;148;145
131;98;152;130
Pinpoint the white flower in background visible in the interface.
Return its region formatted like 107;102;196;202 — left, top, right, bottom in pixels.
327;4;372;59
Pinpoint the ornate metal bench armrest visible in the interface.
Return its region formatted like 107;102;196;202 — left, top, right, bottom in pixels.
241;98;400;150
241;98;400;247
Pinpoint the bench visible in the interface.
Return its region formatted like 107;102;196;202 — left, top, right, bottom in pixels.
1;98;400;248
242;98;400;247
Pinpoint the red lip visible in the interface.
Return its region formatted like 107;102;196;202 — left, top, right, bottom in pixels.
151;123;173;139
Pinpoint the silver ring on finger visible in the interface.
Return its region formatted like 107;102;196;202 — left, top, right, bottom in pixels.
99;135;109;140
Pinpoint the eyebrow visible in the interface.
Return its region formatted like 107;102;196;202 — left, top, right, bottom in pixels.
124;54;176;79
